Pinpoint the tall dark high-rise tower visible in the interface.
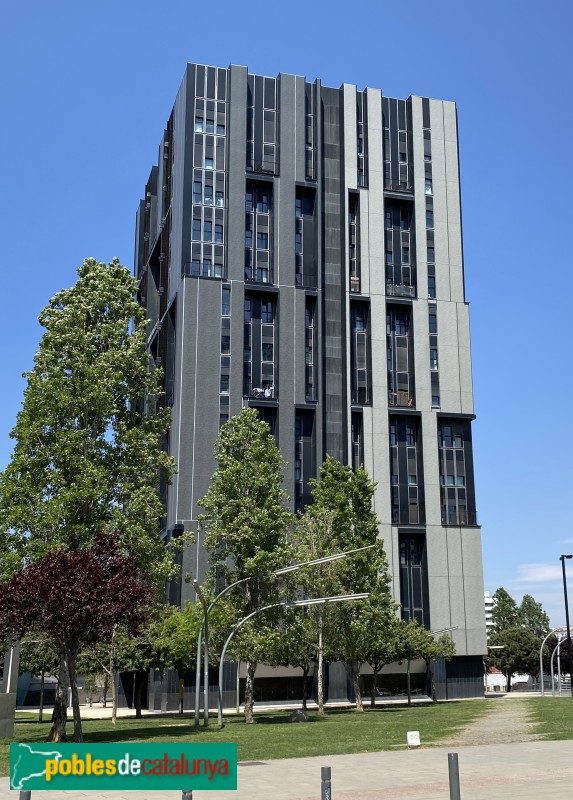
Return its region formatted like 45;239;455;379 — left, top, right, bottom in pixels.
135;63;487;701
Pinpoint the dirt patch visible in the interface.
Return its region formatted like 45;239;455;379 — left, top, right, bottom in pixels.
437;698;543;746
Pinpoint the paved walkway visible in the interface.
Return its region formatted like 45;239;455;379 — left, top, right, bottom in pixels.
2;740;573;799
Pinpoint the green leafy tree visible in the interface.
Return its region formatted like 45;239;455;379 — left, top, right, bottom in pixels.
18;637;59;722
294;507;339;715
518;594;550;638
399;620;430;705
417;632;456;703
488;627;542;692
362;613;405;708
199;408;295;723
0;258;175;740
307;457;394;712
159;601;203;674
491;588;519;632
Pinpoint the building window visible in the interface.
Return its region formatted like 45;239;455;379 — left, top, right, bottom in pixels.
432;395;440;407
438;420;476;526
262;342;273;361
193;181;202;203
425;178;433;195
427;246;435;263
204;221;212;242
426;209;434;228
216;190;224;207
220;374;229;393
428;276;436;299
257;232;268;249
192;218;201;241
206;118;215;133
261;300;274;323
194;116;203;132
221;286;231;316
429;313;437;334
215;224;224;243
305;298;316;401
295;411;315;513
389;419;425;527
205;157;214;170
430;348;438;370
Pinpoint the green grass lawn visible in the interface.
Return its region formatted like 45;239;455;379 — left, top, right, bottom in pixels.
0;701;489;777
525;696;573;740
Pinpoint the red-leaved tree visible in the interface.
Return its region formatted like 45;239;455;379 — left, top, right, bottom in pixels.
0;533;156;742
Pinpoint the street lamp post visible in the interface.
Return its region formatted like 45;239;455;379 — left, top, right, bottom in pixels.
193;544;375;727
560;554;573;698
217;593;370;726
193;582;210;727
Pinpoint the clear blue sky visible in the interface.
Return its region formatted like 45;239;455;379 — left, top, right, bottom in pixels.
1;1;572;624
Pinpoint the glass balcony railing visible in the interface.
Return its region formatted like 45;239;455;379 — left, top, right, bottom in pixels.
441;509;479;526
388;390;414;407
386;283;415;298
243;381;276;400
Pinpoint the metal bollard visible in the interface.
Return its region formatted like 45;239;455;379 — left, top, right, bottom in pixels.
321;766;332;800
182;791;193;800
19;792;32;800
448;752;461;800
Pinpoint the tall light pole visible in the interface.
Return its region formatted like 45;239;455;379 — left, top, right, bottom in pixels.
539;627;565;696
217;593;370;726
193;582;210;726
560;554;573;697
193;544;375;727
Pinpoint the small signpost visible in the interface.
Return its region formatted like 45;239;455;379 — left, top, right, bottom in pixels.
407;730;421;747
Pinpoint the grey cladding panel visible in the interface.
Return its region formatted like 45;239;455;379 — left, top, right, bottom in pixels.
321;87;346;462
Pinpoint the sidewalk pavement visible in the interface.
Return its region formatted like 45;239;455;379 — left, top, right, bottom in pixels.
2;739;573;799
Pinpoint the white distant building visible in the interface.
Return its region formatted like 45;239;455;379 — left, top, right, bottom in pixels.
484;591;496;637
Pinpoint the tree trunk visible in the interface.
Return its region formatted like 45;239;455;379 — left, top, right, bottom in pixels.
102;671;108;707
111;671;118;725
301;665;309;711
243;660;257;723
317;606;325;715
352;664;364;712
48;657;69;742
505;671;512;693
67;650;84;742
39;671;45;723
109;635;118;725
406;659;412;706
370;666;379;708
